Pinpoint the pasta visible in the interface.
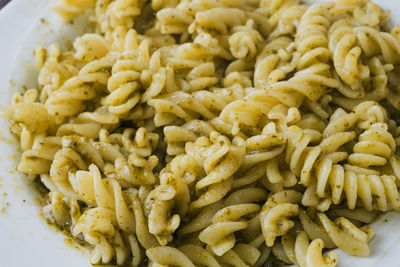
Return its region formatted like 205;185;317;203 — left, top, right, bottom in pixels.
7;0;400;266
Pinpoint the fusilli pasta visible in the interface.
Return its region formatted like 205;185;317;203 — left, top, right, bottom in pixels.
7;0;400;266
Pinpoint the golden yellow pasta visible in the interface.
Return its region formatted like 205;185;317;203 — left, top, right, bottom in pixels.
7;0;400;266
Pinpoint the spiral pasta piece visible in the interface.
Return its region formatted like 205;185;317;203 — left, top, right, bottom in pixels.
348;122;395;168
94;0;147;51
49;147;87;198
260;190;302;247
186;132;246;209
318;213;373;257
73;33;110;62
46;55;116;120
285;125;322;186
146;246;195;267
243;122;287;167
71;165;138;265
272;231;338;267
17;136;61;175
163;120;215;156
268;4;306;39
355;26;400;65
189;8;246;35
35;44;80;104
180;243;263;267
267;63;339;107
219;90;280;135
7;90;56;136
111;127;159;185
145;163;194;244
296;3;332;70
103;57;141;116
156;7;194;34
144;157;193;245
43;191;77;228
226;187;269;245
331;0;388;28
149;84;243;127
56;110;119;139
329;19;370;95
178;244;221;267
199;203;260;256
229;20;264;60
260;0;301;30
254;36;296;89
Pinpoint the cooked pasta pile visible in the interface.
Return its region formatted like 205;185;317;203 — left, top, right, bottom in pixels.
7;0;400;266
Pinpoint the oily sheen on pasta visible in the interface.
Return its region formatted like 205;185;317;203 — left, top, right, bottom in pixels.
7;0;400;266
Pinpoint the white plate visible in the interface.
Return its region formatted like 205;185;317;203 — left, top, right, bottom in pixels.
0;1;90;266
0;0;400;266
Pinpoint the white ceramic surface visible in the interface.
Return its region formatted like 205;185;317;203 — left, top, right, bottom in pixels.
0;0;400;266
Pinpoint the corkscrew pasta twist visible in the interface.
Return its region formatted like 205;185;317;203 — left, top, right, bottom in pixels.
271;231;338;267
187;132;246;209
260;190;302;247
46;55;116;120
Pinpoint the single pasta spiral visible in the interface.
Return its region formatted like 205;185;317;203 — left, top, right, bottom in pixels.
36;44;79;103
199;203;260;255
56;110;119;139
354;26;400;65
94;0;147;51
46;55;116;121
311;162;400;211
267;62;338;108
163;119;215;156
318;213;374;257
219;90;280;135
260;190;302;247
348;122;395;168
149;84;243;127
17;136;61;175
111;127;159;185
49;147;87;198
243;122;288;167
285;125;323;186
8;89;56;136
254;37;296;89
271;231;337;267
229;20;264;60
260;0;301;29
329;19;370;96
42;192;79;228
186;132;246;209
102;31;150;117
146;246;196;267
331;0;388;28
295;2;332;70
179;62;219;92
268;4;307;39
73;33;110;62
144;154;195;245
156;7;193;34
188;8;246;35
